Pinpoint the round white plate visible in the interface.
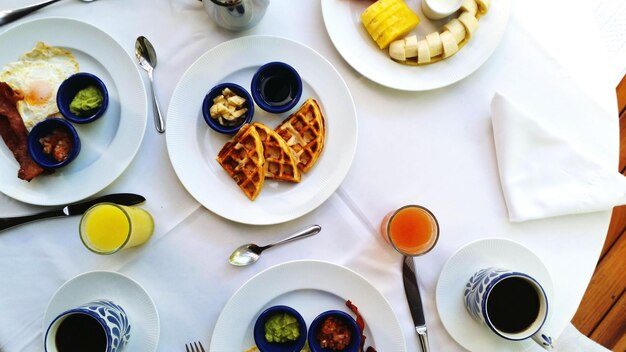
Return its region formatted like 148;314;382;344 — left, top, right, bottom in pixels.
436;238;554;352
210;260;406;351
0;18;147;206
166;35;357;225
42;270;159;352
321;0;511;91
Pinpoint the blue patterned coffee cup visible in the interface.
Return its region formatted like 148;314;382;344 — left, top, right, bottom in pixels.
464;267;554;350
44;299;131;352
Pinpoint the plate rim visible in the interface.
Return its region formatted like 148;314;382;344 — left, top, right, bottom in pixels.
210;259;407;351
166;34;358;225
435;238;554;352
321;0;512;91
41;270;160;352
0;17;147;206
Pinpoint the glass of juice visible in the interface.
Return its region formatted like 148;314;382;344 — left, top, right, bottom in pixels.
79;203;154;255
380;205;439;256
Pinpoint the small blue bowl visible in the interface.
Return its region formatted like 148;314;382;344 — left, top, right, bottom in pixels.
202;82;254;134
308;310;361;352
27;118;81;169
57;72;109;124
253;305;307;352
251;62;302;114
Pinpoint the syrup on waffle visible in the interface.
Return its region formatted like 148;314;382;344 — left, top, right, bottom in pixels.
252;122;301;183
216;124;265;200
275;98;325;173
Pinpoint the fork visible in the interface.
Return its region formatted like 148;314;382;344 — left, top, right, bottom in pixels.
185;341;206;352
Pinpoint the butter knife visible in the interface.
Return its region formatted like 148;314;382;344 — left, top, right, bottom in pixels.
0;193;146;232
403;255;430;352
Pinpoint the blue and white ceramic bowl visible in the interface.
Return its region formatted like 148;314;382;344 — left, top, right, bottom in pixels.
44;299;131;352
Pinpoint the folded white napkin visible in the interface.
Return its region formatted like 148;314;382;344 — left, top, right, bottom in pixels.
491;93;626;222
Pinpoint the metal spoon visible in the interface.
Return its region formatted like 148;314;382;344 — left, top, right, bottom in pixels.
229;225;322;266
0;0;97;26
135;36;165;133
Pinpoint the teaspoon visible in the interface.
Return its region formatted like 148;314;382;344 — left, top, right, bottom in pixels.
135;36;165;133
0;0;97;26
229;224;322;266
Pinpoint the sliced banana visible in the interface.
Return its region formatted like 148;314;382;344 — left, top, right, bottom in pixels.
458;11;478;37
382;0;489;65
389;39;406;61
405;35;418;58
460;0;478;17
425;32;443;57
443;18;467;44
440;31;459;58
475;0;490;14
416;39;431;64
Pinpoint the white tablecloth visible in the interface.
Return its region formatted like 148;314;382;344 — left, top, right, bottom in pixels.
0;0;619;351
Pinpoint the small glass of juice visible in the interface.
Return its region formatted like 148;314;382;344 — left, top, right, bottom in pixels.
79;203;154;255
380;205;439;256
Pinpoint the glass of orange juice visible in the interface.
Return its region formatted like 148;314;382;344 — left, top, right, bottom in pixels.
380;205;439;256
79;203;154;255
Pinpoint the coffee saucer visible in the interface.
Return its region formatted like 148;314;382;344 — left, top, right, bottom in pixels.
42;270;159;351
436;238;554;352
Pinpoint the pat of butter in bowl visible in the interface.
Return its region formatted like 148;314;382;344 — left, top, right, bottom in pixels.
209;88;248;126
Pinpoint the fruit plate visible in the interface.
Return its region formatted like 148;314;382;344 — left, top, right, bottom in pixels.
166;35;357;225
321;0;511;91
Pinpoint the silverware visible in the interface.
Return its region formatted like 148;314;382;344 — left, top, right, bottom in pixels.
185;341;205;352
403;255;430;352
135;36;165;133
0;193;145;232
0;0;97;26
228;225;321;266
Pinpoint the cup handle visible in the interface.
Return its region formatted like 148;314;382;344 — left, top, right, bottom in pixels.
532;330;554;350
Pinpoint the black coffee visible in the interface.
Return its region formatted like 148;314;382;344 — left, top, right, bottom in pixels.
486;276;540;333
55;313;107;352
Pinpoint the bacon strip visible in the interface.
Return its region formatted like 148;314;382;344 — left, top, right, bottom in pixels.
0;82;45;181
346;300;377;352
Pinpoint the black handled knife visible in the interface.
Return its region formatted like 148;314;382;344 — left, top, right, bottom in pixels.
0;193;146;232
403;255;430;352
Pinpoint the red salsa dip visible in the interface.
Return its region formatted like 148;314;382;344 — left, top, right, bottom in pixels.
317;316;352;351
39;128;72;162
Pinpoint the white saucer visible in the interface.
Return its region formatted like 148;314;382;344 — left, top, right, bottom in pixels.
436;238;553;352
42;271;159;352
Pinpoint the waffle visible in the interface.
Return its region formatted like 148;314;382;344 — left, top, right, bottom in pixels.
252;122;301;183
216;124;265;200
275;98;325;173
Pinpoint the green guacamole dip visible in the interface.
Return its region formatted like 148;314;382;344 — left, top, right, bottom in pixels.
69;85;103;116
264;313;300;343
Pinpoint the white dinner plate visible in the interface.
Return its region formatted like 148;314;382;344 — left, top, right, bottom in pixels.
42;270;160;352
436;238;554;352
0;18;147;206
166;35;357;225
210;260;406;351
321;0;511;91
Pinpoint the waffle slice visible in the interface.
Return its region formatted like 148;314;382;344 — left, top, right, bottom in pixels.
252;122;301;183
216;124;265;200
275;98;325;173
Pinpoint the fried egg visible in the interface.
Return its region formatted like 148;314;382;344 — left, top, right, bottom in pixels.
0;42;79;130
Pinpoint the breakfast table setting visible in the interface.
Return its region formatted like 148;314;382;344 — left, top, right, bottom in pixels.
0;0;623;351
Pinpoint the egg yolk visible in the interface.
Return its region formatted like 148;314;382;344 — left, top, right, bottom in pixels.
25;80;53;106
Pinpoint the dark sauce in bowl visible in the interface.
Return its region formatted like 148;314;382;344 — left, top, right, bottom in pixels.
251;62;302;113
260;75;293;106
